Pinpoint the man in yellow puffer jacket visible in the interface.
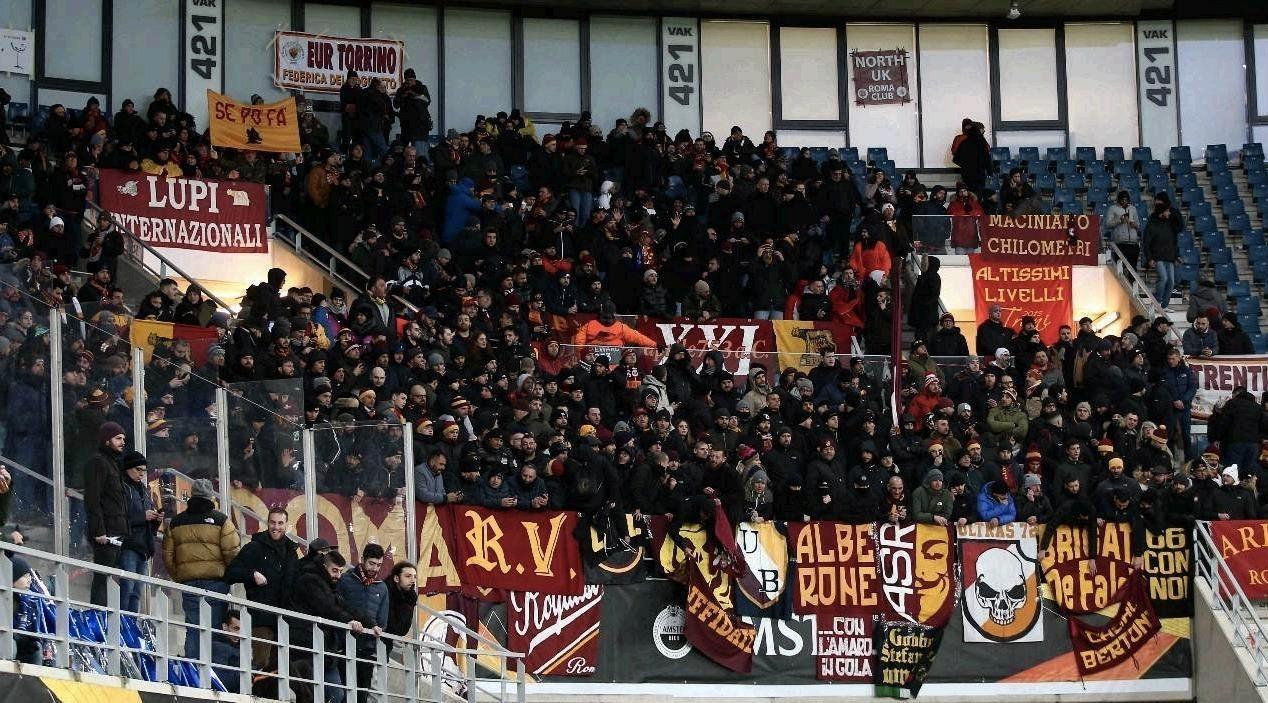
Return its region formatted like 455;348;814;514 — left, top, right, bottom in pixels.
163;479;241;661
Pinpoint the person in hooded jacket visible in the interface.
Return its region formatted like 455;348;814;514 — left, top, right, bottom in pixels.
1213;465;1258;519
977;480;1016;525
907;256;942;340
912;468;953;525
742;469;775;522
838;472;881;523
929;312;970;357
441;177;482;245
289;550;364;703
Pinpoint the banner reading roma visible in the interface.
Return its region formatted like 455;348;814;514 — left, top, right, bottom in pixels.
508;585;603;677
274;31;405;93
850;48;912;106
969;254;1072;345
636;317;776;379
98;169;269;253
789;521;880;616
1185;355;1268;419
771;320;855;375
1209;520;1268;599
208;90;301;153
979;214;1101;266
1066;573;1161;677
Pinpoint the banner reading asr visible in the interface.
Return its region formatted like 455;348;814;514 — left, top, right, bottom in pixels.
969;254;1072;345
274;31;405;93
208;90;301;153
98;170;269;253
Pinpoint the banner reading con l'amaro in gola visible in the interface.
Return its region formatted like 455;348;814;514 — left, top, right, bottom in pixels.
97;169;269;254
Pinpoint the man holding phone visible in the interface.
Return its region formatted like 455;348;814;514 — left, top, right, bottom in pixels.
1105;190;1141;267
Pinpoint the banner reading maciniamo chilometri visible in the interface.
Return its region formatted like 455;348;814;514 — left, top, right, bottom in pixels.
207;90;301;153
98;169;269;254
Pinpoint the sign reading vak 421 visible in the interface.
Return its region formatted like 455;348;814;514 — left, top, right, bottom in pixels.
183;0;223;133
661;17;700;135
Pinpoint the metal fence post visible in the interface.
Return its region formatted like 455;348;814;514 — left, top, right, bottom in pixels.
154;590;170;680
49;312;68;556
105;577;122;675
429;649;443;702
0;553;14;661
216;387;232;510
54;564;70;668
303;428;318;540
238;606;254;697
403;422;418;564
277;617;291;699
132;347;148;455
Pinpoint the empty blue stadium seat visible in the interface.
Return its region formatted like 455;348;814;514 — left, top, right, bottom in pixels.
1033;171;1055;192
1216;184;1240;204
1230;212;1252;234
1211;170;1235;188
1225;199;1247;218
1170;159;1193;176
1093;201;1109;218
1228;280;1252;298
867;147;888;164
1215;263;1240;283
990;146;1010;163
1114;160;1136;176
1119;173;1141;191
1087;187;1108;204
1179;231;1196;250
1208;246;1232;265
1189;200;1212;219
1053;186;1075;204
1142;160;1164;177
808;146;829;164
1175;172;1198;190
1019;146;1040;164
998;158;1020;175
1148;173;1169;192
1236;296;1261;317
1055;159;1078;176
1170;146;1193;162
1065;172;1088;191
1248;244;1268;262
1253;260;1268;284
1180;248;1201;266
1131;147;1153;164
1058;200;1081;215
1075;146;1096;164
1207;144;1229;161
1090;172;1112;190
1194;214;1217;233
1244;155;1265;172
1209;155;1231;172
1244;143;1265;157
1248;171;1268;187
1254;335;1268;353
1178;264;1200;288
780;146;800;161
985;175;1001;193
1103;146;1125;162
1046;147;1069;162
1202;230;1226;248
1245;229;1267;248
840;147;859;161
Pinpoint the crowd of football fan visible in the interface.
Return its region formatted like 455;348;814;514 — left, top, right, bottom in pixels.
0;78;1266;616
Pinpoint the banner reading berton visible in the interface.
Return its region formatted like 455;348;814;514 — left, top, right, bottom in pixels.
207;90;301;153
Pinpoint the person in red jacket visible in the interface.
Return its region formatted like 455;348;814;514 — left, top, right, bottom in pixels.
849;228;892;283
947;184;985;253
906;373;944;429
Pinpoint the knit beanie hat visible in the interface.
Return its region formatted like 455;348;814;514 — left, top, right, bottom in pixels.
99;421;127;445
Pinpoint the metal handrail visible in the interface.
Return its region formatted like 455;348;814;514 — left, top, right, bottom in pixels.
272;214;421;315
1107;241;1183;345
83;200;235;314
1193;520;1268;686
0;540;527;703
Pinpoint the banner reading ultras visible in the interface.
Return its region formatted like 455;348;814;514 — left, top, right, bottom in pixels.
979;214;1101;266
97;169;268;253
274;30;405;93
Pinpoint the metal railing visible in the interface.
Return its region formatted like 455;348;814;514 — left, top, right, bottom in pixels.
1193;520;1268;686
1107;241;1169;322
272;214;421;316
83;200;235;315
0;540;526;703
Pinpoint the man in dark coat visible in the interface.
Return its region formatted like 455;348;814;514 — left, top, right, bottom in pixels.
337;544;390;699
225;506;301;670
976;304;1016;357
385;561;418;638
84;420;128;607
289;551;366;702
907;256;942;341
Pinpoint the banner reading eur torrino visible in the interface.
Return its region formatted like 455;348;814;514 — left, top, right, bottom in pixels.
274;30;405;93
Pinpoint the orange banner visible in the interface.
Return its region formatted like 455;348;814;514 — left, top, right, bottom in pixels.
970;254;1072;345
207;90;301;153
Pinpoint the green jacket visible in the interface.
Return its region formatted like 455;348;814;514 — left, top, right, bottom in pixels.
986;404;1029;442
912;475;953;523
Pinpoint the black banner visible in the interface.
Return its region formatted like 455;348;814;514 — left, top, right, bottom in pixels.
1142;526;1193;618
873;621;943;698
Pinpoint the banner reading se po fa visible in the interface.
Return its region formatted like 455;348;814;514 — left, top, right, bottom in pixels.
207;90;301;153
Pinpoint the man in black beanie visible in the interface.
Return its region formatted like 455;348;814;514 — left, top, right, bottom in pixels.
84;420;128;606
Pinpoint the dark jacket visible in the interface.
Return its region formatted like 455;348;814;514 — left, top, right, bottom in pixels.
289;559;360;650
121;476;158;558
907;258;942;332
386;583;418;637
1142;208;1183;263
337;566;390;655
84;445;127;540
225;530;302;627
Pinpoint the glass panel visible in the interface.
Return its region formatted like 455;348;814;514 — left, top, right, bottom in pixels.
225;377;309;540
316;420;409;565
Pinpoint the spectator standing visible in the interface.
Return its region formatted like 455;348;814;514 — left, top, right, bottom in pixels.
385;561;418;638
337;544;389;698
951;121;991;195
1143;193;1183;304
225;507;301;670
84;421;128;607
118;450;160;613
291;550;364;703
562;139;598;226
163;478;241;660
394;69;433;155
1104;191;1141;266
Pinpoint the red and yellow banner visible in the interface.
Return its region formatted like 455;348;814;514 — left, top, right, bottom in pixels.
98;169;269;253
1066;572;1161;677
970;254;1073;345
771;319;855;375
208;90;301;153
129;319;220;364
